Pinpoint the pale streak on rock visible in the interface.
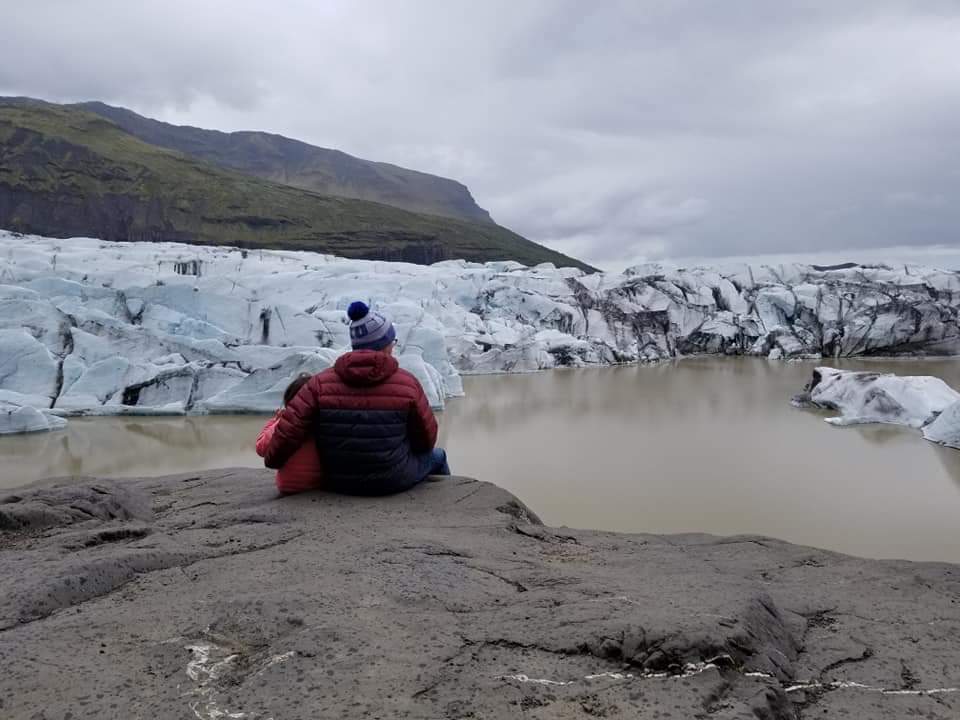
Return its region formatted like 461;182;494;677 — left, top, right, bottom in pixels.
499;673;574;686
250;651;296;679
184;644;246;720
505;657;737;686
785;680;960;696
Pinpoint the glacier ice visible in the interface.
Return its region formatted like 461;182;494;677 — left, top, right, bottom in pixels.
0;400;68;436
0;231;958;434
793;367;960;450
793;366;960;428
922;400;960;450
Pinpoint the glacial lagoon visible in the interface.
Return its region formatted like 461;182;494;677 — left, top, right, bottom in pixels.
3;357;959;562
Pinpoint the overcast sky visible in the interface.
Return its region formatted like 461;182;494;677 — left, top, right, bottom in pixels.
3;0;960;270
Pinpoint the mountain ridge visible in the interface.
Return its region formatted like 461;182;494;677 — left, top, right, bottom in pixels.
0;99;593;270
74;99;494;224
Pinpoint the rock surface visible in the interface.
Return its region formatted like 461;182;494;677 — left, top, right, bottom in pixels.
1;470;957;719
1;231;959;431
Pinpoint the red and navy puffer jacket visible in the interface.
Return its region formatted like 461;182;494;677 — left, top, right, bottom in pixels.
262;350;438;493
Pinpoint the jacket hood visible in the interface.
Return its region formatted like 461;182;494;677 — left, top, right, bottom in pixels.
334;350;400;387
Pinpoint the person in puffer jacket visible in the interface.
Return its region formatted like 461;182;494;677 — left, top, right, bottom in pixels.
261;301;451;495
255;374;323;495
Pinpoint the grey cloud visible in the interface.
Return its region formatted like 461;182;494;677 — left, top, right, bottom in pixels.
3;0;959;270
1;1;277;110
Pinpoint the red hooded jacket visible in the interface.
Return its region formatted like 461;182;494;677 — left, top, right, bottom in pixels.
255;414;322;494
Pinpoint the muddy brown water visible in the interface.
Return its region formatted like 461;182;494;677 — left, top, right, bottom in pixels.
3;358;959;562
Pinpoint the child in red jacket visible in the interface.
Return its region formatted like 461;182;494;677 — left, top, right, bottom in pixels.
256;374;323;494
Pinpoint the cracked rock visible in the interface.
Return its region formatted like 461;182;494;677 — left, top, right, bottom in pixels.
1;470;957;719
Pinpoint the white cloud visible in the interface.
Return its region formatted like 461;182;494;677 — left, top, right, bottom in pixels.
2;0;959;266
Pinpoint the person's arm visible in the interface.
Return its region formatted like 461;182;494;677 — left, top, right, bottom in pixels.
407;379;438;454
262;380;319;469
254;414;279;457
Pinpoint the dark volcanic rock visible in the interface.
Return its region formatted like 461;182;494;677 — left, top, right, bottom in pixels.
0;482;149;533
0;471;957;719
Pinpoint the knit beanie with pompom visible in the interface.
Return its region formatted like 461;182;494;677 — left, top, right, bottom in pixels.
347;301;396;351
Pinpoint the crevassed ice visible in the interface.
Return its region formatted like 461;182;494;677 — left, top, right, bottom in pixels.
0;231;958;435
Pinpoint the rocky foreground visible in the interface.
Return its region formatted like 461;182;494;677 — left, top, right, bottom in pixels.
1;471;958;719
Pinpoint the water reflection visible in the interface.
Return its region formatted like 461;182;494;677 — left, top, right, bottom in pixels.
2;357;959;562
440;358;960;563
932;444;960;489
3;417;262;483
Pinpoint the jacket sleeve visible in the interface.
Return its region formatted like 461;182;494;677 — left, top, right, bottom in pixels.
262;380;319;469
407;378;438;454
254;415;279;457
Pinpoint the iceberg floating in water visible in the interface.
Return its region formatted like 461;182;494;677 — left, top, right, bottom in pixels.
793;366;960;449
0;231;959;433
793;366;960;428
922;400;960;450
0;400;68;436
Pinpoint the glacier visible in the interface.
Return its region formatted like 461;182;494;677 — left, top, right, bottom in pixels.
0;231;959;435
792;366;960;449
923;400;960;450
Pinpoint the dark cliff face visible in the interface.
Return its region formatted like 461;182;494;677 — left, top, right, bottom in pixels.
0;186;191;245
0;188;454;263
75;101;495;225
0;101;595;271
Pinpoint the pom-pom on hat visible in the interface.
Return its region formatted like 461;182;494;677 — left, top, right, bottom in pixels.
347;301;396;351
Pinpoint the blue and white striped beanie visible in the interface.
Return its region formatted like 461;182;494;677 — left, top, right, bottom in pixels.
347;301;396;351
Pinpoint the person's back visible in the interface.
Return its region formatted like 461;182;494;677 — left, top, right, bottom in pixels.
262;302;449;495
